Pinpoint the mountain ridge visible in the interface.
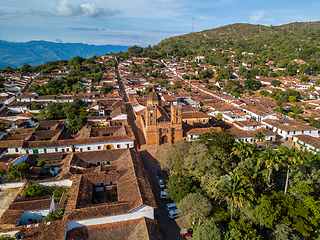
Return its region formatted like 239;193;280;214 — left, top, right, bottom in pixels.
0;40;128;69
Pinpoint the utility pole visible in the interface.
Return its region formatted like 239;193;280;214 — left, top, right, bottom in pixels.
192;17;194;33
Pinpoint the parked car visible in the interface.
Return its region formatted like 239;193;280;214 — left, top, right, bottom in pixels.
158;179;165;188
160;189;168;199
166;203;177;212
180;228;193;237
168;209;179;219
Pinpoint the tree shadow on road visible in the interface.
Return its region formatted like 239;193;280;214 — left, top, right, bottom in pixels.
140;150;159;164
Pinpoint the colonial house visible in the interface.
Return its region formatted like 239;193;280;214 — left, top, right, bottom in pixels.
0;149;160;239
2;125;135;155
262;118;319;140
292;135;320;154
240;106;278;122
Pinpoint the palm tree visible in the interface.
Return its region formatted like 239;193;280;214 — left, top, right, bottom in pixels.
235;157;267;193
231;140;254;162
214;172;254;219
253;131;265;142
258;148;281;193
278;146;303;194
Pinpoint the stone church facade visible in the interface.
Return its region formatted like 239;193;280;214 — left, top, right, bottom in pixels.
144;89;183;145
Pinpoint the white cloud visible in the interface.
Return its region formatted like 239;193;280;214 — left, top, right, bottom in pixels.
249;10;265;23
56;0;118;19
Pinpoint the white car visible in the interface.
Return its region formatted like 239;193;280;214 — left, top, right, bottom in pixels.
158;179;165;188
168;209;179;219
166;203;177;212
160;189;168;199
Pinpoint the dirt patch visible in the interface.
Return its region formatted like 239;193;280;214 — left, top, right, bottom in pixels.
0;188;20;219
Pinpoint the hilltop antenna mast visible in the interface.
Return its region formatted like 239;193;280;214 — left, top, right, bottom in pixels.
192;17;194;33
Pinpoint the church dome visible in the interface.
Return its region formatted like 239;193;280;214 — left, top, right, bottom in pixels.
147;88;160;106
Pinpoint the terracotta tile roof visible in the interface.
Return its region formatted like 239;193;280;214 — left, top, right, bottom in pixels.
241;105;274;117
19;220;67;240
229;126;276;138
294;135;320;148
65;217;162;240
63;149;156;221
9;196;52;211
110;106;127;118
233;119;263;128
36;120;65;130
17;93;36;99
263;118;318;131
182;111;211;119
22;129;134;149
75;149;127;164
0;209;23;225
156;106;170;122
187;127;222;135
162;95;177;102
0;140;25;148
206;101;237;112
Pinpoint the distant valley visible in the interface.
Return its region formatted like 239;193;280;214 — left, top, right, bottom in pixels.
0;40;128;69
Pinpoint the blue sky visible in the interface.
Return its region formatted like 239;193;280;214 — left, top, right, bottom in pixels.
0;0;319;47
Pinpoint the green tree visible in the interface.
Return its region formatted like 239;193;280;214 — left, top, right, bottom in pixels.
160;140;190;172
20;184;46;197
43;209;64;222
6;162;30;181
300;75;310;82
235;157;266;193
20;63;31;73
299;64;310;74
227;218;261;240
288;95;297;102
214;172;254;219
278;146;303;194
253;132;265;142
244;78;261;91
216;113;223;121
253;191;313;237
289;106;302;114
193;218;225;240
231;140;254;162
167;173;198;203
0;235;15;240
271;79;282;87
269;224;300;240
36;160;46;167
258;149;281;193
0;166;5;177
182;142;212;179
177;193;212;224
99;84;113;95
199;129;235;154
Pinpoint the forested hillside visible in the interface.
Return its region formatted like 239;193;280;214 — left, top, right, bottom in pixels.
122;22;320;67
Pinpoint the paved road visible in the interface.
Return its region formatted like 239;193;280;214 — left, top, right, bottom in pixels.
114;58;189;239
140;150;186;240
115;58;143;146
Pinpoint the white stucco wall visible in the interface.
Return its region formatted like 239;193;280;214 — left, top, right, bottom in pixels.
37;179;73;187
66;205;154;231
12;140;135;155
0;182;25;190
